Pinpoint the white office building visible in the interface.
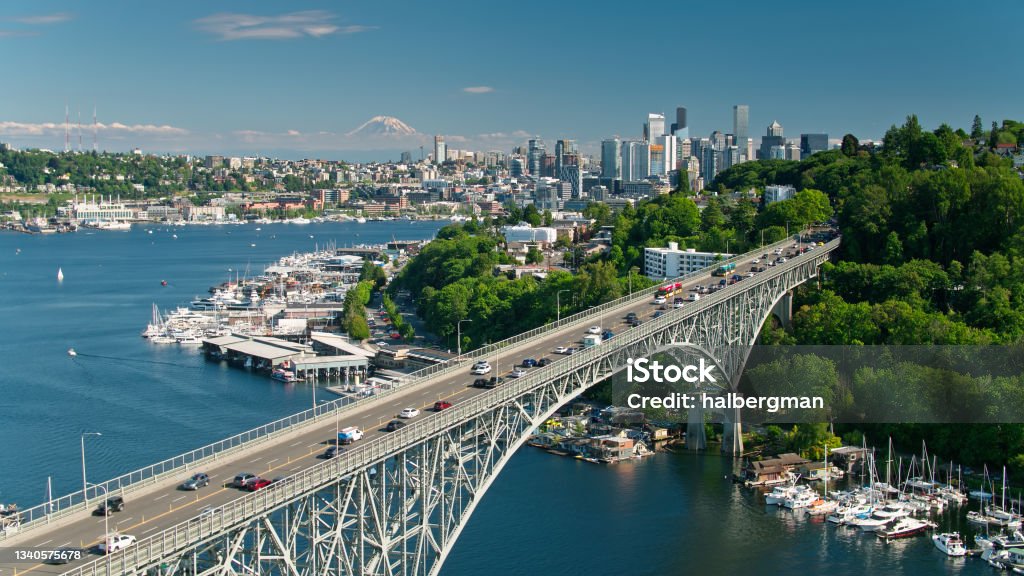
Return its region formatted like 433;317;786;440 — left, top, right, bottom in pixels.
764;184;796;204
502;225;558;244
644;242;732;279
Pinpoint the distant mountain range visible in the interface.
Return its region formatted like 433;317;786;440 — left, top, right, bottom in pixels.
345;116;418;137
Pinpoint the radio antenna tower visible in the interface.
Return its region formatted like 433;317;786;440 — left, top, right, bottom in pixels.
64;103;70;153
77;110;83;152
92;106;97;152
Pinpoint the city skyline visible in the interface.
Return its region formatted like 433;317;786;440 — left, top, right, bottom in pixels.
0;0;1020;159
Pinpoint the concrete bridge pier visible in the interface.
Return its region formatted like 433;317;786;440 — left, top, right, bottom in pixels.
721;405;744;456
771;290;793;330
686;395;707;450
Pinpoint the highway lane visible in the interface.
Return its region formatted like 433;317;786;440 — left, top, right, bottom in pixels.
0;243;808;575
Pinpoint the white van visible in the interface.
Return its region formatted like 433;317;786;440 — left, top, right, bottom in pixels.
581;334;602;348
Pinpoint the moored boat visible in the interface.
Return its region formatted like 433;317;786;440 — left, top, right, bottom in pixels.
933;532;967;556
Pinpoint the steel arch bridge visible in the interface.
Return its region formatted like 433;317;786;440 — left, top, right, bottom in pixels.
62;240;837;576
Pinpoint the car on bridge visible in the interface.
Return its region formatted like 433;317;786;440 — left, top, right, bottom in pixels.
625;312;638;322
181;473;210;491
322;446;346;459
509;367;527;378
433;400;453;411
338;426;364;444
98;534;136;555
232;473;257;488
586;326;602;335
601;330;615;340
43;546;82;565
95;496;125;516
244;478;272;492
399;407;420;418
521;358;538;367
472;377;503;388
386;419;408;432
554;346;571;354
471;362;492;375
653;296;667;304
538;357;552;366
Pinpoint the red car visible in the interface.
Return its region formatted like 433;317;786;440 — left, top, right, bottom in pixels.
434;400;453;411
390;332;401;339
245;478;272;491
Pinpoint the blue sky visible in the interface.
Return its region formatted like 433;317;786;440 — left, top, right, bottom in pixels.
0;0;1020;160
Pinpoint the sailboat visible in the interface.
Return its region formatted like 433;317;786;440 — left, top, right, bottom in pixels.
809;445;838;515
57;267;64;282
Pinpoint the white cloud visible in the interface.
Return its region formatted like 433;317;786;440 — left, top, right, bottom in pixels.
462;86;494;94
0;30;38;38
0;120;187;138
194;10;374;41
12;12;74;25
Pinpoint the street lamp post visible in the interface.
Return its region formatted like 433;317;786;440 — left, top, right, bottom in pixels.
81;432;101;504
556;289;569;323
457;318;472;358
88;483;111;576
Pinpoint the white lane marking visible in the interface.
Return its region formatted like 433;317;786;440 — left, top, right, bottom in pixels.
60;541;72;547
172;496;186;502
392;401;402;406
38;539;53;546
290;466;302;471
154;494;168;501
249;457;262;463
290;441;302;447
267;458;279;465
307;442;322;448
97;519;106;524
142;526;160;535
120;517;133;524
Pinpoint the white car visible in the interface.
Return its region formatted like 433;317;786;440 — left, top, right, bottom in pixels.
751;258;760;264
554;346;571;354
687;293;700;302
774;248;783;255
471;363;492;375
778;257;788;263
510;368;527;378
398;408;420;419
99;534;136;554
653;296;667;305
586;326;602;335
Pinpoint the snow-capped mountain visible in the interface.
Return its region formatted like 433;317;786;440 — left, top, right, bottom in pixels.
346;116;418;137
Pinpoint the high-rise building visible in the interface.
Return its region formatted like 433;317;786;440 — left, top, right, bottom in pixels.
645;113;665;142
672;107;688;139
733;105;749;143
554;139;577;176
658;135;677;175
785;143;801;161
601;138;622;179
621;140;650;182
558;164;582;199
433;135;447;165
528;139;545;175
509;156;526;177
400;151;413;164
759;121;785;160
800;133;829;159
701;144;719;184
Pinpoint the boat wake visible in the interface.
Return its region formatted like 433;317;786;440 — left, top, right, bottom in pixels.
70;351;199;369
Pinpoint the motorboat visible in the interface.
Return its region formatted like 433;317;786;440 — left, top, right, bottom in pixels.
765;484;809;506
933;532;967;556
783;491;819;510
878;517;932;539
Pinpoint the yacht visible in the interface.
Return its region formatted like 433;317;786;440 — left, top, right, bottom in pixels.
827;503;872;525
933;532;967;556
807;499;839;516
271;368;298;383
783;491;819;510
976;530;1024;551
878;517;932;539
765;484;809;506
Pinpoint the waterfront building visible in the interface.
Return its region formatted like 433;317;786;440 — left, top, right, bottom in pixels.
60;200;137;221
644;242;732;279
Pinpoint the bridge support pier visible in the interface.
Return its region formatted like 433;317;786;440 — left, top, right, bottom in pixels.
771;290;793;330
721;406;744;456
686;395;706;451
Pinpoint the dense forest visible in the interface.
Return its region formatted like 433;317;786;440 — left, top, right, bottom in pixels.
713;115;1024;473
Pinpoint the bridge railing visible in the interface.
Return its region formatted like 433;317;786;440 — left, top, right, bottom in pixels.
59;240;840;576
6;234;815;541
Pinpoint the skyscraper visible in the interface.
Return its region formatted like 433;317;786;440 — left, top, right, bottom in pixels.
554;139;577;176
645;113;665;142
601;138;621;179
621;140;650;182
672;107;688;139
433;135;446;165
528;139;545;175
732;105;749;143
800;133;829;159
759;121;785;159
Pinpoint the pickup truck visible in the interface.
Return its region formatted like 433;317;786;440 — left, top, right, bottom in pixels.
338;426;364;445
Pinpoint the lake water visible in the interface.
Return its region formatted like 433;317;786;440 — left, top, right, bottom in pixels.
0;221;994;575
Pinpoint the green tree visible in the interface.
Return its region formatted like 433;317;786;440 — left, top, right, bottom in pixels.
971;115;984;139
841;134;860;157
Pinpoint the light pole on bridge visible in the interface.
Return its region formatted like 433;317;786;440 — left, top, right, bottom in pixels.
456;318;472;358
81;431;101;505
88;482;110;576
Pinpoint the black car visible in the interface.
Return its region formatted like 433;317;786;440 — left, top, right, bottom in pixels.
94;496;125;516
625;312;637;322
386;419;407;432
43;547;83;565
323;446;346;459
472;378;491;388
537;357;552;367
